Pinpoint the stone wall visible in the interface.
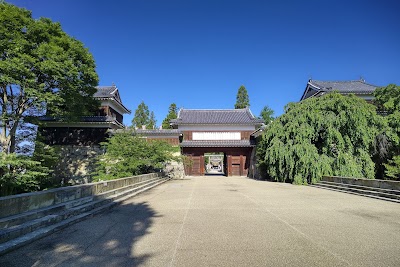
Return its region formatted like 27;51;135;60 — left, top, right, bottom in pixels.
163;152;185;179
164;160;185;179
53;145;104;185
53;146;186;184
0;173;162;218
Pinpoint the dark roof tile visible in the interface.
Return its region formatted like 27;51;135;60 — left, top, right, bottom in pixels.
170;108;264;125
94;85;118;99
94;85;130;114
309;80;378;94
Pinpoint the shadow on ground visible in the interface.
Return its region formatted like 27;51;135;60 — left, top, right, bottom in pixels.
0;201;159;267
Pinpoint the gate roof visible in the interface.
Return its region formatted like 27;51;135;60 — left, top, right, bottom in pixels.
170;108;264;126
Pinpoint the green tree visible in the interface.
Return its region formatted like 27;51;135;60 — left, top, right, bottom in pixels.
148;111;156;129
374;84;400;180
93;132;178;181
259;105;275;124
0;153;47;196
374;84;400;115
384;156;400;180
132;101;150;128
0;3;99;154
162;103;178;129
374;84;400;148
234;85;250;109
0;135;58;196
257;93;385;184
0;3;98;195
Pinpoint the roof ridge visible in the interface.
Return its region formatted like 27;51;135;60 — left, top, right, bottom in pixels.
181;108;246;111
360;81;379;87
312;79;364;83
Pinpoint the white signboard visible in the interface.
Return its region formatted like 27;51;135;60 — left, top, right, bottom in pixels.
192;132;241;140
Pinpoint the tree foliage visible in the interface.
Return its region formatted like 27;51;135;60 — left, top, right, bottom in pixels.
0;3;97;195
384;156;400;180
259;105;274;125
0;3;99;153
0;153;46;196
162;103;178;129
0;139;58;196
234;85;250;109
93;132;178;181
132;101;156;129
374;84;400;180
374;84;400;147
148;111;156;129
257;93;385;184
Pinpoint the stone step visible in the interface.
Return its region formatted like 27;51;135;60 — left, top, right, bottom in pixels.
318;181;400;196
0;177;170;253
0;177;161;230
316;182;400;200
311;183;400;203
0;196;94;229
0;177;165;243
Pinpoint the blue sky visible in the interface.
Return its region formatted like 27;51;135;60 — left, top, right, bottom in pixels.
8;0;400;126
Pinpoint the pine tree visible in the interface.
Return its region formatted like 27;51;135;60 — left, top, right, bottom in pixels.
148;111;157;129
162;103;178;129
234;85;250;109
132;101;150;128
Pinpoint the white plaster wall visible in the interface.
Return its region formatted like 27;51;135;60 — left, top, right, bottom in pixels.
178;125;256;131
192;132;241;140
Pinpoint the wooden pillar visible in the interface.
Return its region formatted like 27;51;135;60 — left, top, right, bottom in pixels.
227;155;232;177
240;155;243;176
200;155;205;176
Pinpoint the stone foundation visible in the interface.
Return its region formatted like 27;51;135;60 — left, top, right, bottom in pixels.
164;160;185;179
53;145;104;185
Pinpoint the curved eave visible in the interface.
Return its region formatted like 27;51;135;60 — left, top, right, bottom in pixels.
96;97;131;114
300;81;324;101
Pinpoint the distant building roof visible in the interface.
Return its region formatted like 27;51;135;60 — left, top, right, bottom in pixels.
134;129;182;136
300;79;379;101
95;85;131;114
170;108;264;125
180;140;255;147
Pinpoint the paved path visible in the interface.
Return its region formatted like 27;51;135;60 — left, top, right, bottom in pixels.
1;176;400;266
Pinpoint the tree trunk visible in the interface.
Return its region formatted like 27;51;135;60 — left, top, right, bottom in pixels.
9;127;17;153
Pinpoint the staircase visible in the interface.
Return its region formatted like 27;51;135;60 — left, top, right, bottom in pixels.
311;180;400;203
0;175;170;255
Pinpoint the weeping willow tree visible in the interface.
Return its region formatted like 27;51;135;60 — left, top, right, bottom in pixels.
374;84;400;180
257;93;385;184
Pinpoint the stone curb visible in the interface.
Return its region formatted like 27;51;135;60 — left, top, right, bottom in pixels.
0;177;171;256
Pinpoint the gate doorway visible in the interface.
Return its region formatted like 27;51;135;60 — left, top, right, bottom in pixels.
182;147;252;176
204;152;225;175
